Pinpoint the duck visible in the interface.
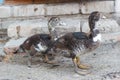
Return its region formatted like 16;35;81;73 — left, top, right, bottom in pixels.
14;17;65;67
14;34;52;67
50;11;101;75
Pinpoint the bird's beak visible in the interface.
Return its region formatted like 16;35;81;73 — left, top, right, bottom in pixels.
101;15;106;19
99;12;107;19
59;21;66;26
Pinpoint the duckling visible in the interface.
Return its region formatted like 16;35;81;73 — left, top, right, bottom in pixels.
14;17;65;67
51;11;101;75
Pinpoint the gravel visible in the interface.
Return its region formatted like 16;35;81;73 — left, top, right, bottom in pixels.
0;42;120;80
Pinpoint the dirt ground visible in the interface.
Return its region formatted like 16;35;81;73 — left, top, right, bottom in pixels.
0;42;120;80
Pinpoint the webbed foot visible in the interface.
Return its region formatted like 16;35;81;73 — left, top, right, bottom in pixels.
72;56;92;75
73;56;91;69
78;64;91;69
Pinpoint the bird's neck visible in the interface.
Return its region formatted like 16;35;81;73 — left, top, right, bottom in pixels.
85;39;100;51
48;23;52;33
89;20;96;32
48;23;59;41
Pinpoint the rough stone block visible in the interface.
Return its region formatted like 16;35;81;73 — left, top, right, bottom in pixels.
113;13;120;25
115;0;120;12
0;6;11;18
46;18;81;37
81;19;120;33
102;32;120;44
7;17;81;38
3;38;26;55
7;19;48;38
13;4;45;17
0;43;6;56
81;1;114;14
46;3;80;15
1;19;21;29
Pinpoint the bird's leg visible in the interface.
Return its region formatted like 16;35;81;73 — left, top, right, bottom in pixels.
27;45;39;67
73;56;90;69
72;56;91;75
26;52;32;68
44;54;56;64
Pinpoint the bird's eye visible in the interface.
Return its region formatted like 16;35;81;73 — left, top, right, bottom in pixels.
56;18;59;21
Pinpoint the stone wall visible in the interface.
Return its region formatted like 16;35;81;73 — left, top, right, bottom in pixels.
0;0;120;44
1;0;120;56
0;1;115;27
0;1;115;18
115;0;120;13
0;1;115;30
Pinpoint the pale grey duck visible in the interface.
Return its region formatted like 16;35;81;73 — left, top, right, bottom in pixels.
14;17;65;67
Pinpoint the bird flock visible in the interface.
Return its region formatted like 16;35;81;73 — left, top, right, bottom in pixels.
12;11;102;75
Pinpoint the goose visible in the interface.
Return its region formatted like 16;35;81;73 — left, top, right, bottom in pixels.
50;11;101;75
14;17;65;67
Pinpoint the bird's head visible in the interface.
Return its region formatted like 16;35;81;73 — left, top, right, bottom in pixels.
48;17;66;31
89;11;100;32
89;11;100;22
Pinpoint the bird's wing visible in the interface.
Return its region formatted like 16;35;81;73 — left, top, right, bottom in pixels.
72;32;88;40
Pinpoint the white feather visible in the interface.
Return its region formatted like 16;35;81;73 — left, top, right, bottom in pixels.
54;35;63;41
54;38;58;41
35;47;41;52
93;34;102;42
51;27;55;31
35;43;47;52
26;40;29;43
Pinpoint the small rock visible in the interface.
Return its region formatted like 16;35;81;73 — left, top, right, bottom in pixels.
3;38;27;54
7;20;48;38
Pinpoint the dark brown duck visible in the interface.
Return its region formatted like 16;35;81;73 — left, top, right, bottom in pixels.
51;11;101;75
14;34;53;67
